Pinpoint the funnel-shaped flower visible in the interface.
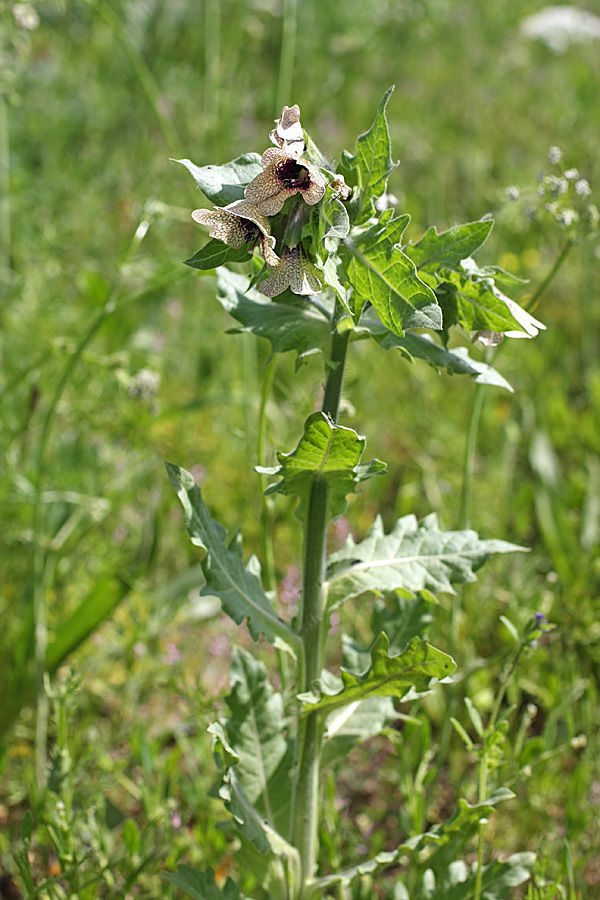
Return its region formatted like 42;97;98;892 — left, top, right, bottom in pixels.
269;104;305;156
245;148;326;217
260;245;323;298
192;200;279;265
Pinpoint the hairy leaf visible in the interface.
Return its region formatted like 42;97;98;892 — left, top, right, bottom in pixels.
225;649;288;813
209;722;300;868
436;268;542;336
185;239;254;270
173;154;263;205
257;412;385;519
321;696;396;768
360;321;513;391
344;213;442;332
340;86;397;224
166;463;300;655
405;219;493;274
216;268;332;366
326;514;525;609
300;632;455;714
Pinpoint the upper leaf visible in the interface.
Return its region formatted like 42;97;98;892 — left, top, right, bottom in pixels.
216;268;332;367
340;86;397;224
257;412;386;519
300;632;455;714
174;154;263;206
326;513;526;609
166;463;300;655
344;213;442;332
404;219;494;274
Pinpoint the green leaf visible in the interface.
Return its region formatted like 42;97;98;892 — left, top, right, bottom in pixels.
321;696;396;768
370;326;513;391
341;86;397;224
344;213;442;332
161;865;239;900
185;239;254;270
321;196;351;252
209;722;300;868
173;153;263;205
405;219;494;274
257;412;386;519
326;514;526;609
300;632;455;714
225;649;288;811
370;593;434;653
216;268;332;366
45;577;129;672
436;269;541;337
418;852;535;900
166;463;300;656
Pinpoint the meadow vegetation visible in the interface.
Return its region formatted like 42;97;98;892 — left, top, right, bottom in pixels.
1;1;599;897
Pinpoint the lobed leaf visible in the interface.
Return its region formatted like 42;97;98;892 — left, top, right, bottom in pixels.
216;268;332;366
166;463;300;655
344;213;442;332
340;86;397;224
257;412;385;520
364;324;514;391
326;513;526;609
300;632;455;714
405;219;494;274
173;154;263;205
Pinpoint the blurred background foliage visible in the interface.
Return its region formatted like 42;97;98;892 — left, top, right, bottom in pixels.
1;0;599;896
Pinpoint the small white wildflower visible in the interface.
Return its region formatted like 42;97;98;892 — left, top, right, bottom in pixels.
571;733;587;750
506;185;520;201
548;146;563;165
128;368;161;401
12;2;40;29
548;175;568;196
556;208;578;227
575;178;591;197
564;167;579;180
521;6;600;53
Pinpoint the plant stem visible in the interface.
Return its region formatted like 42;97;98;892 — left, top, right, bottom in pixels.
292;303;350;892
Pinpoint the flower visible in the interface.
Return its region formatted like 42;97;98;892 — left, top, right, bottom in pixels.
270;104;305;157
259;245;323;297
191;199;279;265
245;147;326;216
575;178;592;196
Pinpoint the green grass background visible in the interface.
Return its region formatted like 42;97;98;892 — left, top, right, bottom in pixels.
1;0;599;896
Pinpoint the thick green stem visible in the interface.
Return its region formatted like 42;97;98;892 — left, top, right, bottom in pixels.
292;304;350;892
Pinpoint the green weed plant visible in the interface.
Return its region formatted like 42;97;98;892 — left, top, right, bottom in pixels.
165;93;548;900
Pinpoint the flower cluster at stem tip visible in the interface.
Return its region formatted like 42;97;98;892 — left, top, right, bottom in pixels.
191;105;349;298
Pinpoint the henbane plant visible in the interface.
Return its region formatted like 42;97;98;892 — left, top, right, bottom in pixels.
166;90;544;900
